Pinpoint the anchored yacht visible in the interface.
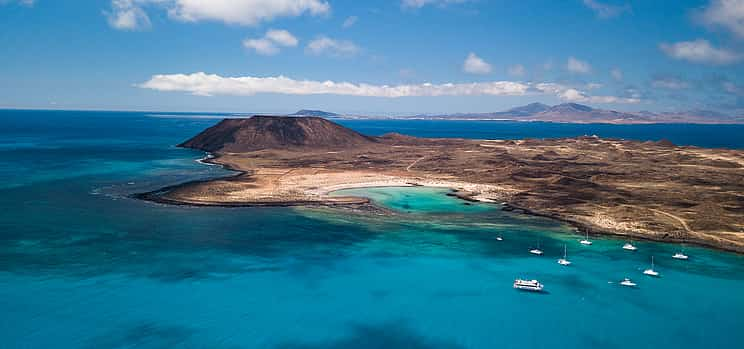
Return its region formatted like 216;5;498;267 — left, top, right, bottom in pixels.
622;241;637;251
579;231;592;245
529;240;543;255
557;244;571;266
513;279;544;292
643;256;660;277
672;252;689;260
620;278;637;287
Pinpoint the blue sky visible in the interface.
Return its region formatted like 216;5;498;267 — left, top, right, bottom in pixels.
1;0;743;115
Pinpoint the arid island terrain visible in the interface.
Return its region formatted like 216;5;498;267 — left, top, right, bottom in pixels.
138;116;744;253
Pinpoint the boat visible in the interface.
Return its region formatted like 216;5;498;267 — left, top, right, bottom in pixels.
529;240;543;255
643;256;660;277
672;252;689;260
622;240;637;251
557;244;571;266
496;236;503;241
513;279;544;292
579;231;592;245
619;278;637;287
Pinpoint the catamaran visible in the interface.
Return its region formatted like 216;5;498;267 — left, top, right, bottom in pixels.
580;231;592;245
513;279;544;292
643;256;660;277
620;278;637;287
557;244;571;265
622;240;637;251
672;252;689;260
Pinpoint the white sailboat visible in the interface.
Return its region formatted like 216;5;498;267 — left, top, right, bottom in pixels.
620;278;637;287
643;256;660;277
579;231;592;245
622;240;637;251
529;240;543;255
672;252;689;260
557;244;572;265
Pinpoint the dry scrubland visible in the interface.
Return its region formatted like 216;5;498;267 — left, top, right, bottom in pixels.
141;117;744;253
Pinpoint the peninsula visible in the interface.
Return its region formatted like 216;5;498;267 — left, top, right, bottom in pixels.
139;116;744;253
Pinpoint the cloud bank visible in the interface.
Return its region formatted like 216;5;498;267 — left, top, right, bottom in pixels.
138;72;640;104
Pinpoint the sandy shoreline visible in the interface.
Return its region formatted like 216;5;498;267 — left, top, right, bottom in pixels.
134;167;744;254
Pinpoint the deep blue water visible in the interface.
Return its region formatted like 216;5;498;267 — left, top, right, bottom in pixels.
0;109;743;348
335;119;744;149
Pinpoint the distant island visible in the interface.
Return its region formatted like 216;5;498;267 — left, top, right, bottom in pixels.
288;103;744;124
288;109;340;118
137;115;744;253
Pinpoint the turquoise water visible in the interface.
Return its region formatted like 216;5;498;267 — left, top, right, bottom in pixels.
332;187;493;214
1;109;743;348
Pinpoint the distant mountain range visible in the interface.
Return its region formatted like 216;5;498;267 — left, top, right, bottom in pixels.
288;104;744;124
416;103;744;124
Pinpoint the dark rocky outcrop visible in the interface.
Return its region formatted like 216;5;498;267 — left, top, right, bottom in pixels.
179;116;377;152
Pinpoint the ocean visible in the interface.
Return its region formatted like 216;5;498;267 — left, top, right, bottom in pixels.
0;109;743;348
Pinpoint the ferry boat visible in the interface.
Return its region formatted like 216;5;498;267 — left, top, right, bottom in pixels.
579;231;592;245
622;241;637;251
672;252;689;260
513;279;544;292
557;244;571;266
619;278;637;287
643;256;660;277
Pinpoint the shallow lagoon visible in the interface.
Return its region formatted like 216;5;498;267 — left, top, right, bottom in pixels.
1;110;743;348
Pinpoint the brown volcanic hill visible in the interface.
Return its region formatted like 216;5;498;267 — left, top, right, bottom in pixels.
179;116;378;152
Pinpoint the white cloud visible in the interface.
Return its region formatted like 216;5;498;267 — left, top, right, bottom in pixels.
507;64;526;77
243;38;279;55
566;57;591;74
243;29;298;56
342;16;358;28
582;0;630;19
0;0;35;6
168;0;330;26
557;87;639;104
401;0;469;9
652;77;690;90
265;29;298;47
305;36;359;57
106;0;152;31
659;39;741;65
610;68;623;81
106;0;330;30
462;53;492;75
586;83;602;90
138;72;641;104
697;0;744;38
